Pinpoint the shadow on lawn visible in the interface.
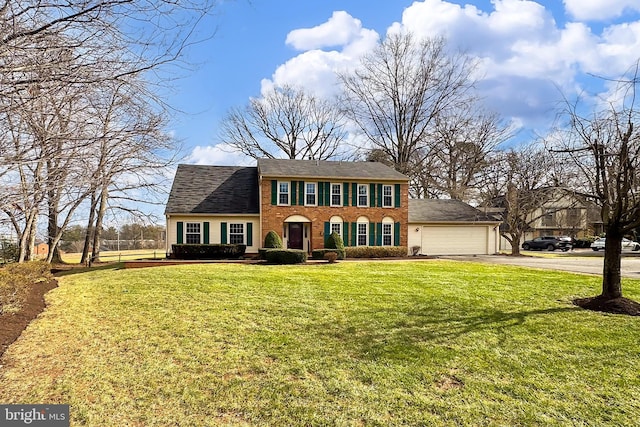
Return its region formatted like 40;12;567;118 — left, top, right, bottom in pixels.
51;262;123;277
331;305;579;360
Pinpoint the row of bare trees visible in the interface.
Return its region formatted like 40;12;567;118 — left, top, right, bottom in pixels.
219;30;640;304
0;0;216;264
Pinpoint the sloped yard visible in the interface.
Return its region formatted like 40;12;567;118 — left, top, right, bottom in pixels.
1;261;639;425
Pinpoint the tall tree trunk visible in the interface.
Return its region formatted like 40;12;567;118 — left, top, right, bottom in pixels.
90;186;108;266
601;230;623;299
81;192;99;264
47;195;64;263
507;231;522;256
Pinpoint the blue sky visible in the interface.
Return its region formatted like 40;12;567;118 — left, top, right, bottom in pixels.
167;0;640;165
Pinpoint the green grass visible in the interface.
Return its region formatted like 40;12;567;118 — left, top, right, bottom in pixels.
1;261;639;426
61;249;163;264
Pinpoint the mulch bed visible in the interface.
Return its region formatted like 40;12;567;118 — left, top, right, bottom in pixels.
574;295;640;316
0;279;58;358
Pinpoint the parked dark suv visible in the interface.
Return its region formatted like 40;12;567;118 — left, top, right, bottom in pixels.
522;236;572;251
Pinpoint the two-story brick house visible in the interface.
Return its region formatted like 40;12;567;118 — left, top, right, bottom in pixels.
165;159;409;255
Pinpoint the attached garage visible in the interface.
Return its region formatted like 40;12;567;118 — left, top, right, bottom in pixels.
408;199;501;256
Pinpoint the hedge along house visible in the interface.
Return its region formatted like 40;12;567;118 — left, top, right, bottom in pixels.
165;159;410;256
258;159;409;252
165;165;260;256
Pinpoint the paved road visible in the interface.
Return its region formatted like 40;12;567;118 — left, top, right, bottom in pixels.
442;250;640;279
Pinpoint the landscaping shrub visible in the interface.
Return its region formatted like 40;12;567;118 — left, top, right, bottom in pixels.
264;231;283;248
324;252;338;263
325;232;344;250
311;249;345;260
0;261;52;315
0;239;19;263
171;244;246;260
345;246;408;258
574;237;596;248
264;249;307;264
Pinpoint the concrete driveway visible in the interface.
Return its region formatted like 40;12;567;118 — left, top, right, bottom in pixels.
441;249;640;279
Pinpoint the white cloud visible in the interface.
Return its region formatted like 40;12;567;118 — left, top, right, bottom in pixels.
564;0;640;21
258;0;640;138
262;11;378;98
286;11;367;51
187;144;255;166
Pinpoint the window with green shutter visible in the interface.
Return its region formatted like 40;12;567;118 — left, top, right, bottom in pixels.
343;182;350;206
247;223;253;246
377;184;383;207
176;221;184;244
343;222;349;246
394;222;401;246
221;222;227;244
376;222;382;246
368;222;375;246
369;183;376;207
318;182;324;206
298;180;305;206
271;181;277;205
291;181;298;205
394;184;401;207
351;183;357;206
324;222;330;245
203;222;210;244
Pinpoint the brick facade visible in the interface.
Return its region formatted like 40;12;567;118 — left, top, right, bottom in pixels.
260;179;409;250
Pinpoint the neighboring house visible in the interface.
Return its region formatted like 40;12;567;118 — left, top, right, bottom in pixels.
165;159;409;255
408;199;501;256
485;189;603;250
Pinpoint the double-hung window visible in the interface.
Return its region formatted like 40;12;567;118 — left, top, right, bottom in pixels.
382;223;393;246
229;223;244;244
357;184;368;207
331;222;342;236
185;222;201;244
331;183;342;206
278;182;290;205
357;222;368;246
305;182;317;206
382;185;393;208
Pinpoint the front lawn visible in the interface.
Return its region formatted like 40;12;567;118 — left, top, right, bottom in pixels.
1;261;639;425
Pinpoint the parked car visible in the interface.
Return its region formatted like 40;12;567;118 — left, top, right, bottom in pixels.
590;237;640;251
522;236;572;251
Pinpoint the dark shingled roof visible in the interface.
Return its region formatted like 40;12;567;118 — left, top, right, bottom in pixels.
165;165;259;215
258;158;408;181
409;199;500;223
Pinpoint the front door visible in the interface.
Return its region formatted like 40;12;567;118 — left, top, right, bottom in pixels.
288;223;303;249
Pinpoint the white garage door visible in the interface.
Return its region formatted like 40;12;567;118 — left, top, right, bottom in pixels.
421;225;488;255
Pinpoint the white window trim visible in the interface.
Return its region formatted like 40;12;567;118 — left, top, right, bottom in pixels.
278;181;290;206
357;184;369;207
228;223;245;245
185;222;202;244
330;183;342;207
357;222;368;246
382;184;393;208
382;222;393;246
305;182;317;207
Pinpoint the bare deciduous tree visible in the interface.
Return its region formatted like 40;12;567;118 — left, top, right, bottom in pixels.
339;32;478;176
552;66;640;307
219;85;348;160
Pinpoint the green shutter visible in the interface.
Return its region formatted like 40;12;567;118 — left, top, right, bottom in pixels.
376;222;382;246
221;222;227;244
247;223;253;246
291;181;298;205
394;184;401;208
324;182;330;206
299;180;305;205
176;221;183;244
318;182;324;206
324;222;330;246
343;222;349;246
352;183;357;206
369;222;375;246
369;183;376;207
394;222;401;246
351;222;357;246
343;182;349;206
271;181;277;205
203;222;210;244
377;184;383;207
